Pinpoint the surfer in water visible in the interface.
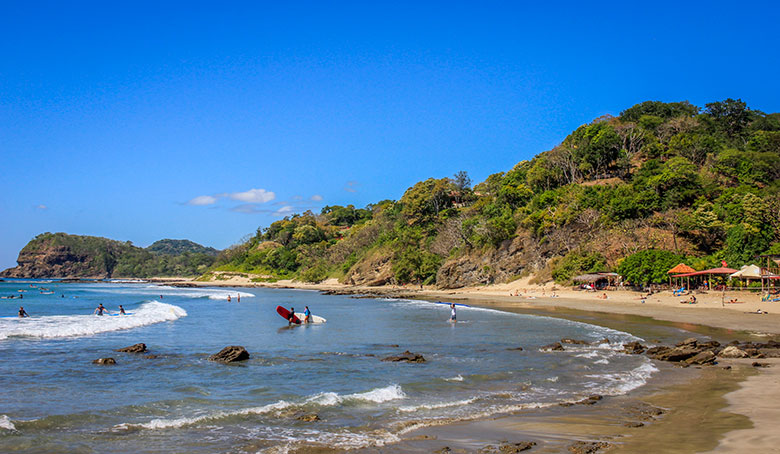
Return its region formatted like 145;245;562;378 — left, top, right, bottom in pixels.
94;303;108;316
118;305;126;315
450;303;457;322
303;306;311;323
18;306;29;318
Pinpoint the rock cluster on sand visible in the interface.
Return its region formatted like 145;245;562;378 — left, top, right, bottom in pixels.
116;343;147;353
92;358;116;365
478;441;536;453
381;350;426;363
568;441;611;454
618;337;780;366
209;346;250;363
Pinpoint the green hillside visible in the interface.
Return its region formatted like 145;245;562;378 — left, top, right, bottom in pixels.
209;99;780;287
147;239;219;256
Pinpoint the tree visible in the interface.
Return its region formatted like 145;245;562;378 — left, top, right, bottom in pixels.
617;249;684;285
452;171;472;191
704;98;752;138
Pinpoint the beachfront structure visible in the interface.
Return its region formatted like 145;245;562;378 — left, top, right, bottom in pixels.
670;267;738;290
667;263;696;288
758;254;780;290
572;272;621;290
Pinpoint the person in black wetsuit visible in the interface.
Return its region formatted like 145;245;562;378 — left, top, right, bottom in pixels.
18;307;29;318
94;303;109;316
118;305;126;315
287;307;296;325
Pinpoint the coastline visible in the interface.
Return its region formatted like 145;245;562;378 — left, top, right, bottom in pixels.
155;276;780;453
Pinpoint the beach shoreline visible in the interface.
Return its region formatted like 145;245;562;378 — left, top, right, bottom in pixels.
154;276;780;453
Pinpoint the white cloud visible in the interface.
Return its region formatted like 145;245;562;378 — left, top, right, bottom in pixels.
344;181;359;193
274;205;294;216
188;195;218;206
36;204;48;210
227;188;275;204
310;194;323;201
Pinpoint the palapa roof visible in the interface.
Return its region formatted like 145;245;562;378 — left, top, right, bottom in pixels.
667;263;695;274
671;267;738;278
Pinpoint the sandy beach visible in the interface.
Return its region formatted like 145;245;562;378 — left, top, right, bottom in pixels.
156;273;780;453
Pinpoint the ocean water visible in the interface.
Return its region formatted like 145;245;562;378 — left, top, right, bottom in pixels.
0;281;656;453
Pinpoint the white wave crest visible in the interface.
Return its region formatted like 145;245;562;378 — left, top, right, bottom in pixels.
88;284;255;300
444;374;464;382
0;302;187;341
0;415;16;431
585;360;659;395
116;385;405;432
398;397;478;412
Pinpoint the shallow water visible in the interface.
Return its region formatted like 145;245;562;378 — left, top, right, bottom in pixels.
0;281;656;452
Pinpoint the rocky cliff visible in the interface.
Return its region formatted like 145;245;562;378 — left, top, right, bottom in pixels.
1;233;218;278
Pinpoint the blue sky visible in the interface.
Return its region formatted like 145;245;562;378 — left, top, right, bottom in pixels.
1;1;779;269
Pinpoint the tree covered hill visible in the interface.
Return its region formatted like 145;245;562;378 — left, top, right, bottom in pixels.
1;233;218;278
147;239;219;256
210;99;780;287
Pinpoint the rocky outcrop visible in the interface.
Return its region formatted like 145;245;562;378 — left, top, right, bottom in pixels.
116;343;147;353
93;358;117;365
622;342;646;354
209;346;250;363
719;346;749;358
436;234;537;289
381;350;426;363
561;338;589;345
344;253;394;286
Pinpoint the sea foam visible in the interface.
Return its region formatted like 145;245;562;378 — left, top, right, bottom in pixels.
116;385;406;431
0;301;187;341
0;415;16;431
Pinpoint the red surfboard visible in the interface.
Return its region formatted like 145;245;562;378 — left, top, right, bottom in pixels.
276;305;301;324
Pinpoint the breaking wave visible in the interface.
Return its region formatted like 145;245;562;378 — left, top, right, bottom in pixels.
0;302;187;341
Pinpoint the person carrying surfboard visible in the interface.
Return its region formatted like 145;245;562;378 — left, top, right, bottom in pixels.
303;306;311;323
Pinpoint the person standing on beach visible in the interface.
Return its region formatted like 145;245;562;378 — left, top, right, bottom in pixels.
18;307;29;318
450;303;457;322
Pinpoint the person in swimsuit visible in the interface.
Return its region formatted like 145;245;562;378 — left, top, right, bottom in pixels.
94;303;108;316
118;305;126;315
450;303;457;322
18;306;29;318
303;306;311;323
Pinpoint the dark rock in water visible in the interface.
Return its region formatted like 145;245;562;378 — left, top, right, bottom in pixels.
577;395;603;405
676;337;698;347
478;441;536;453
595;338;611;345
144;355;159;359
434;448;453;454
296;413;320;422
568;441;611;454
540;342;564;352
622;342;646;354
685;350;717;365
723;365;732;370
93;358;116;365
381;350;426;363
752;362;769;368
209;346;250;363
506;347;524;351
561;338;589;345
623;421;644;428
116;343;147;353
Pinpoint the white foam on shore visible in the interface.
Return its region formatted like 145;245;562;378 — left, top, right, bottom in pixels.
0;302;187;341
398;397;478;412
0;415;16;431
116;385;405;431
585;361;659;395
444;374;464;382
